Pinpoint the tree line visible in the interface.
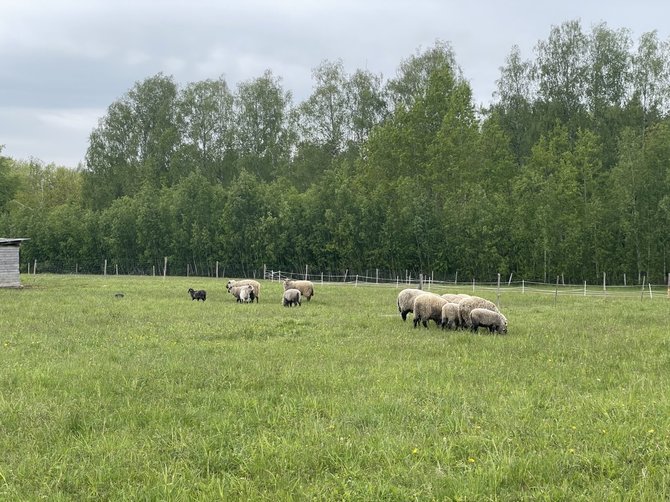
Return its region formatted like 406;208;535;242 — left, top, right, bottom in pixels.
2;20;670;284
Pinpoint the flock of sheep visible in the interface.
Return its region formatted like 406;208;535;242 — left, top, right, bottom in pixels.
187;278;315;306
397;288;508;334
187;280;508;334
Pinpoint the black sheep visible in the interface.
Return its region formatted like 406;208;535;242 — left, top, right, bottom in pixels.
188;288;207;301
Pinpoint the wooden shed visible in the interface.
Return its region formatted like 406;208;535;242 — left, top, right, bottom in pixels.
0;238;29;288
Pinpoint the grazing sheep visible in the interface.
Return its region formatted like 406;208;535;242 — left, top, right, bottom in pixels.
470;308;508;334
441;293;471;303
397;288;426;321
188;288;207;301
226;279;260;303
282;279;314;301
440;302;461;330
413;294;448;328
228;285;255;303
238;284;255;303
458;296;499;328
282;288;302;307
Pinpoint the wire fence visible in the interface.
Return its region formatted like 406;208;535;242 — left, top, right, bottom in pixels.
266;269;670;301
21;259;670;300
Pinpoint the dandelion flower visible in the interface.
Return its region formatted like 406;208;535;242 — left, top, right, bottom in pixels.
468;458;475;463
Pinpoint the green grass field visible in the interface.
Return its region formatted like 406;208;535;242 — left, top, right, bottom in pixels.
1;274;670;500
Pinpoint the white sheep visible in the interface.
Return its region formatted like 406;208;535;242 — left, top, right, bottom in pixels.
440;302;460;330
238;284;255;303
413;293;448;328
397;288;426;321
458;296;499;328
441;293;470;303
282;288;302;307
282;279;314;301
229;284;254;303
469;308;508;334
226;279;260;303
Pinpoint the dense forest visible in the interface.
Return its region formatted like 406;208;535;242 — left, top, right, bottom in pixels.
2;20;670;284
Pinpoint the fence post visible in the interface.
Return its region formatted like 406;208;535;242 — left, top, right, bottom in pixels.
454;271;458;285
376;268;379;284
115;264;118;276
522;279;525;294
355;274;358;287
497;273;501;307
508;273;513;286
321;272;324;284
34;259;37;275
584;281;587;296
216;261;219;278
603;272;607;295
305;265;308;280
554;276;559;305
163;257;167;278
104;259;107;276
419;273;424;290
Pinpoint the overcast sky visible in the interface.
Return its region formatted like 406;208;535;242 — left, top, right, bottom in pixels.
1;0;668;168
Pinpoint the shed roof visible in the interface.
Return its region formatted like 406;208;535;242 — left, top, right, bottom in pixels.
0;238;30;246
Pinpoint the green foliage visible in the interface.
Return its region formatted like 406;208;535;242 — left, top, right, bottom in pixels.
0;147;21;211
3;23;670;282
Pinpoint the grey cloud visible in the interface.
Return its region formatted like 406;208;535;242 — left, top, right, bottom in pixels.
2;0;669;166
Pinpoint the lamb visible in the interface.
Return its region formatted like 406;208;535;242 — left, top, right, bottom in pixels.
458;296;499;328
282;279;314;301
238;284;255;303
397;288;427;321
282;288;302;307
413;293;448;328
440;302;461;330
226;279;260;303
470;308;508;334
188;288;207;301
228;284;255;303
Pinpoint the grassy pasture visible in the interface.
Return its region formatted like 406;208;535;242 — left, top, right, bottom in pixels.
1;274;670;500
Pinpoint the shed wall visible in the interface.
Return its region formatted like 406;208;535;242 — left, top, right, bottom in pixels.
0;245;21;287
